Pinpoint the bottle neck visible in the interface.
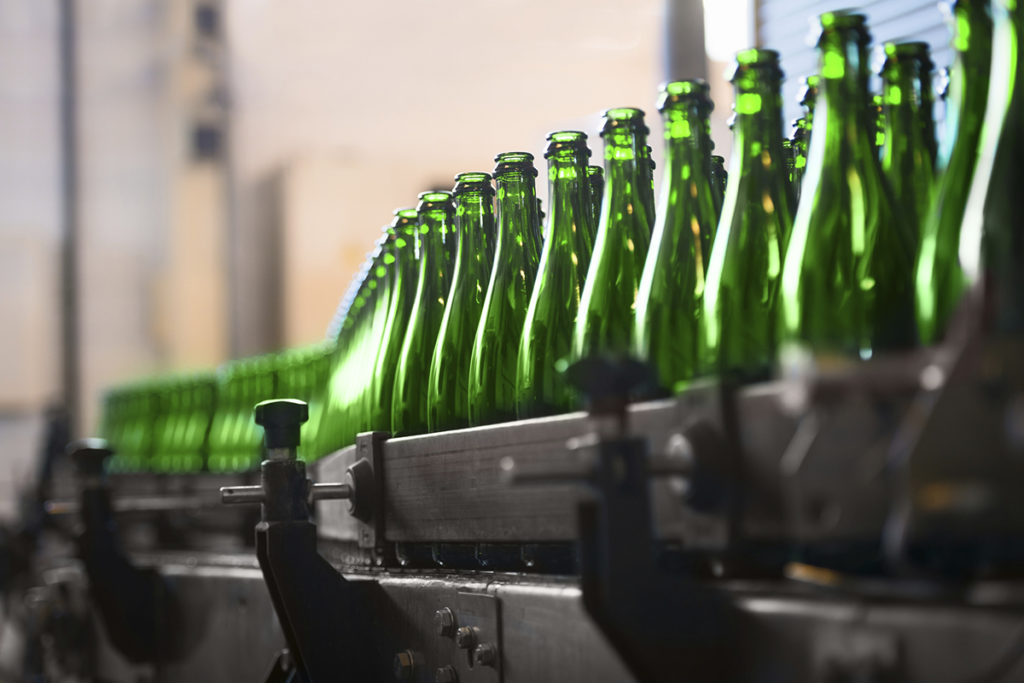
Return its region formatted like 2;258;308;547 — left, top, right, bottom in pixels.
418;208;452;268
941;1;994;163
881;59;932;161
731;75;785;171
601;129;642;201
547;148;591;238
453;192;491;263
818;30;874;142
495;171;537;253
661;102;714;180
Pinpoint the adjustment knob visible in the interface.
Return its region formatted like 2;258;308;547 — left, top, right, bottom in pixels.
254;399;309;450
66;438;112;478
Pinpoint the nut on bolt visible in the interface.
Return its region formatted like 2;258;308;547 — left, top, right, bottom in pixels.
454;625;477;650
435;664;458;683
434;607;455;637
472;642;498;667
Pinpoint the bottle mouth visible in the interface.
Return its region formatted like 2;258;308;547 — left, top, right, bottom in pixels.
544;130;590;158
657;79;712;111
878;41;934;72
798;75;820;107
728;48;783;82
812;10;869;48
452;172;495;195
493;151;538;178
601;107;648;136
417;191;453;209
586;164;603;177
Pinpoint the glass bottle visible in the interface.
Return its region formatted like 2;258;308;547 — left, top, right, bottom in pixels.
958;0;1024;334
428;173;495;432
587;164;605;234
573;110;653;360
700;50;795;380
879;41;938;252
468;154;541;425
367;208;419;432
516;133;596;417
777;11;917;359
391;192;455;435
915;0;994;343
634;80;718;391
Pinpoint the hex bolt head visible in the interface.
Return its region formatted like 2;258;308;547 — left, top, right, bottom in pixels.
434;607;455;637
392;650;414;681
472;642;498;668
454;626;477;650
435;664;458;683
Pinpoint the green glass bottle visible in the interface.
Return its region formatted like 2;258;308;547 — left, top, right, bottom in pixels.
391;192;455;435
634;80;718;391
428;173;495;432
152;373;215;473
353;231;396;435
879;41;937;252
777;11;917;358
915;0;994;343
587;164;605;235
367;208;419;433
468;154;541;426
516;133;596;417
573;110;654;360
958;0;1024;333
640;142;657;226
700;51;795;380
710;155;728;216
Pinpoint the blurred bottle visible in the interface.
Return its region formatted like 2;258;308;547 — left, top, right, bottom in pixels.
915;0;994;343
634;80;718;391
587;164;604;234
778;11;917;359
700;50;794;380
367;208;419;433
101;384;156;473
516;133;595;417
207;354;276;472
152;373;215;473
276;342;334;461
573;110;653;360
958;0;1024;333
428;173;495;431
392;192;455;435
468;154;541;425
880;41;938;252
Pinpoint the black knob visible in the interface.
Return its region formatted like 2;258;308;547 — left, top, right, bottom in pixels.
66;438;112;477
565;355;654;417
254;399;308;450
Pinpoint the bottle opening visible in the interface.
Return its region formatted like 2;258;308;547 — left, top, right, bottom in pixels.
813;10;870;49
494;151;534;164
418;191;452;205
601;107;647;136
544;130;591;158
453;172;495;195
493;152;538;178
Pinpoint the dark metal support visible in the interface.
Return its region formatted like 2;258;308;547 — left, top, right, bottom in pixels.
221;399;378;682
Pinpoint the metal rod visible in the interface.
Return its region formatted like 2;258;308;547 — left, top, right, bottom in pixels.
58;0;81;438
220;485;265;505
309;482;352;502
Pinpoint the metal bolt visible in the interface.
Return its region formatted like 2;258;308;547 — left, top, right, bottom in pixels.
434;607;455;637
392;650;414;681
454;626;477;650
435;665;458;683
472;642;498;668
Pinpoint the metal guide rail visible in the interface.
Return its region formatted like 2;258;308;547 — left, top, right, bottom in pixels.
40;321;1024;682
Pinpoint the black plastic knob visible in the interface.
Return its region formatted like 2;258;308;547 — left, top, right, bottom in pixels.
565;355;655;417
254;399;309;449
66;438;112;477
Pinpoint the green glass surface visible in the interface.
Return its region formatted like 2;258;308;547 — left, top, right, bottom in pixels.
516;133;596;417
391;192;455;435
428;173;495;432
367;209;419;434
700;51;795;380
151;373;215;472
275;341;334;461
587;164;605;237
915;0;994;343
639;141;657;226
710;155;728;216
880;41;938;252
101;383;156;472
873;94;886;154
634;80;718;391
958;0;1024;333
777;11;917;359
573;110;653;360
207;353;277;472
468;154;541;425
783;138;796;187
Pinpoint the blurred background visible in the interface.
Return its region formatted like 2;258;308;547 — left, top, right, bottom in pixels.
0;0;949;517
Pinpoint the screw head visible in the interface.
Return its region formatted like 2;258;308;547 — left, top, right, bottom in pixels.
472;642;498;668
434;664;458;683
454;626;477;650
434;607;455;637
392;650;414;681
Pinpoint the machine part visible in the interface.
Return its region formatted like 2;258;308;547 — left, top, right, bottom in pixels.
221;399;379;681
